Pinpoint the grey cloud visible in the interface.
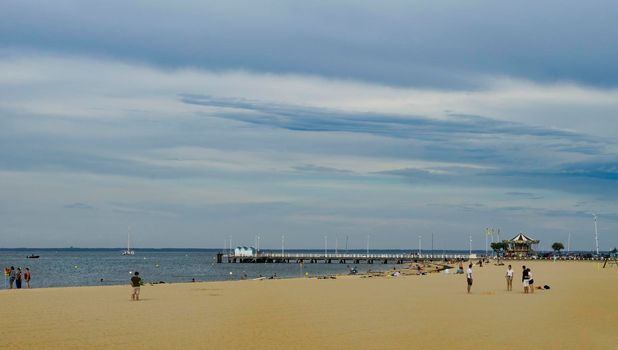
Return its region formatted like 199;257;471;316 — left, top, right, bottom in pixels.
292;164;352;174
182;95;594;143
64;202;94;210
504;192;544;200
496;206;618;222
1;1;617;88
379;165;618;200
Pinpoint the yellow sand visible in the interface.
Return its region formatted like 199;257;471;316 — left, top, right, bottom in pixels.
1;261;617;350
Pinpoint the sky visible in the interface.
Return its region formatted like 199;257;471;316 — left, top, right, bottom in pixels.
1;1;617;250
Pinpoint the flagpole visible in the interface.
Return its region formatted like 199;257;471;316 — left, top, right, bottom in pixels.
485;229;488;257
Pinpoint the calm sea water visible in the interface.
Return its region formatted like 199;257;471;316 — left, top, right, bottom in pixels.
1;249;466;289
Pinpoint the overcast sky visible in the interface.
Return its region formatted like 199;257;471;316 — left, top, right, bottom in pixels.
1;1;617;250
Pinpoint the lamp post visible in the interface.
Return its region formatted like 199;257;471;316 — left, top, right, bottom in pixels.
418;235;422;256
593;214;599;255
335;236;338;255
324;236;328;258
469;234;472;257
431;233;434;258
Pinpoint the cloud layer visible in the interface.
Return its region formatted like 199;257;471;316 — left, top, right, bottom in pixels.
1;2;617;250
2;1;617;88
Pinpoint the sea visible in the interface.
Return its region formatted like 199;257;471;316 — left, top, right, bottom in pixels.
0;248;489;289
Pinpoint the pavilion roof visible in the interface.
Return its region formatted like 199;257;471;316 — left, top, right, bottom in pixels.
508;233;539;243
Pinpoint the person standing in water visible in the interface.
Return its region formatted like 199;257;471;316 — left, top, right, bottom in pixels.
466;263;473;294
9;266;15;289
24;268;31;288
15;267;22;289
131;271;142;301
506;265;513;291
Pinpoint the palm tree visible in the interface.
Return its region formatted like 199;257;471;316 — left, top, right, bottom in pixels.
552;242;565;255
490;242;508;263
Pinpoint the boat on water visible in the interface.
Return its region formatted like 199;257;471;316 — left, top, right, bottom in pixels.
121;230;135;256
27;254;40;259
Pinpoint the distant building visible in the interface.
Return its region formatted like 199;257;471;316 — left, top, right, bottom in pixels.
504;233;540;257
234;246;257;257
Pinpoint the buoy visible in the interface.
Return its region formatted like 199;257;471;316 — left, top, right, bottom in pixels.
74;265;78;269
229;271;233;275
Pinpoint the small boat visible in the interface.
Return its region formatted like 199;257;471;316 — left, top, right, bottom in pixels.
121;230;135;256
27;254;40;259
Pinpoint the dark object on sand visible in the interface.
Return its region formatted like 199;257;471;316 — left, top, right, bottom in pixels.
27;254;40;259
543;285;550;290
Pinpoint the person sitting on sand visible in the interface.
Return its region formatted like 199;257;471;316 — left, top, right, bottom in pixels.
456;261;464;274
131;271;142;301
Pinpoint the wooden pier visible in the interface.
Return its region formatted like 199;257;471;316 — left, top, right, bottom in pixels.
216;252;470;264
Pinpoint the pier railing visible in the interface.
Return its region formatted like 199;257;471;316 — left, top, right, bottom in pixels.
217;251;609;264
259;252;469;260
217;251;470;264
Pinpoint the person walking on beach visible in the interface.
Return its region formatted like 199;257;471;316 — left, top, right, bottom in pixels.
131;271;142;301
466;263;473;293
506;265;513;291
528;268;534;294
15;267;22;289
522;265;530;293
9;266;15;289
24;268;31;288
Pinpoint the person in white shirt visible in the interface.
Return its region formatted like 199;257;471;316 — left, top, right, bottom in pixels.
506;265;514;291
466;264;473;293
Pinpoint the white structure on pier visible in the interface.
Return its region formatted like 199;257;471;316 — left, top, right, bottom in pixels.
234;246;257;257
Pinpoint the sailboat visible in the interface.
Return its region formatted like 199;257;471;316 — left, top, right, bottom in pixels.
122;230;135;256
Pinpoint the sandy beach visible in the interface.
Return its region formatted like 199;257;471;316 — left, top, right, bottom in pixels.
1;261;616;350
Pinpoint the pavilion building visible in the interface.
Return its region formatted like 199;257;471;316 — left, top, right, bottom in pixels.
504;233;540;258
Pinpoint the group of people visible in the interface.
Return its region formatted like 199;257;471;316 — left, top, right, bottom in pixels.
465;262;538;294
504;264;535;293
4;266;32;289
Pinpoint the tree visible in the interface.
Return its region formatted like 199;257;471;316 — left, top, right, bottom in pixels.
552;242;565;254
490;242;508;263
